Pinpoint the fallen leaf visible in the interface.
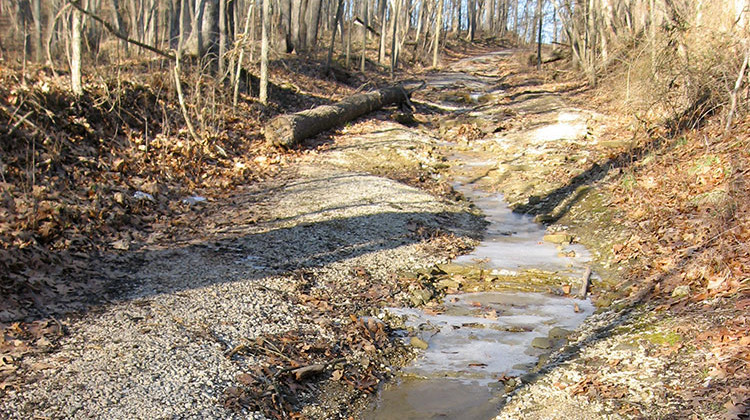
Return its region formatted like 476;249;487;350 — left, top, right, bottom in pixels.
553;382;567;390
736;299;750;310
111;239;130;250
30;362;56;371
236;373;255;386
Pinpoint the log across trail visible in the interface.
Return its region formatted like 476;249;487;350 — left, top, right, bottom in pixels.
265;85;409;148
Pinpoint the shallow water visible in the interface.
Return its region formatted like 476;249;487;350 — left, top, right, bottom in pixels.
364;151;595;419
365;291;593;419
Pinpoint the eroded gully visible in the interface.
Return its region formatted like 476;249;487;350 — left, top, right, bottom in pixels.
364;50;598;419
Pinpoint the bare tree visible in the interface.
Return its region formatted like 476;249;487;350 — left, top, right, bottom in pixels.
360;0;368;71
219;0;227;75
32;0;42;61
71;7;83;95
259;0;270;104
378;0;387;63
433;0;443;67
325;0;344;71
536;0;542;69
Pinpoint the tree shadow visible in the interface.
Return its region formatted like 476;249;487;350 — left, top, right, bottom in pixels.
5;201;481;324
496;239;710;417
512;136;663;223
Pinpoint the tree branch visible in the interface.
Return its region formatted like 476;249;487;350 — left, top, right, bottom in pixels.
353;16;381;37
67;0;175;61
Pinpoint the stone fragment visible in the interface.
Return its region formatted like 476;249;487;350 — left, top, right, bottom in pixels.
410;337;429;350
543;232;574;244
531;337;552;349
671;285;690;298
548;327;572;340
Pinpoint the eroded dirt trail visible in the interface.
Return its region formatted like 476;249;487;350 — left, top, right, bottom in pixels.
357;50;612;419
1;49;626;420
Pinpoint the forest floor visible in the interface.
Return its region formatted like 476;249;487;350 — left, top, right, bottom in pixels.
1;42;749;419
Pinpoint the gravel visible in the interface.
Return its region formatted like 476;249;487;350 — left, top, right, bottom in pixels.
0;121;480;419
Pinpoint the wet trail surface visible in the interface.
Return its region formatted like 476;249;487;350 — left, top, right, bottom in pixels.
364;51;597;419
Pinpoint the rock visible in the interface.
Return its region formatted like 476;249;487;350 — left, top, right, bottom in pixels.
535;353;550;371
557;250;576;258
410;288;433;306
409;337;429;350
181;195;206;205
392;111;417;125
548;327;572;340
436;263;471;276
133;191;155;202
672;285;690;298
437;279;461;290
531;337;552;349
534;214;555;224
503;377;518;392
543;232;574;245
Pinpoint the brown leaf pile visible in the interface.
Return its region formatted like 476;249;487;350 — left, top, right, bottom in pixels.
592;107;750;417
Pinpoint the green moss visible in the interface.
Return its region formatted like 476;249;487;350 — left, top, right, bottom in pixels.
642;331;683;346
621;173;637;190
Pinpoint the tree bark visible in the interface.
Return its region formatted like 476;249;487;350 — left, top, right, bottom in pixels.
219;0;227;74
260;0;270;103
390;0;400;76
233;1;254;106
32;0;43;61
304;0;322;51
536;0;542;69
277;0;293;52
71;8;83;95
433;0;443;67
265;85;408;147
360;0;368;71
325;0;344;71
378;0;387;63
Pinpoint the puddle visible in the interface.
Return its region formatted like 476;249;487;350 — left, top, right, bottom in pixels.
452;186;590;274
364;149;595;418
365;292;593;419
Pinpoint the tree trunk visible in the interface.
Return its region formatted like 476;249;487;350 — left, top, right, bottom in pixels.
536;0;542;69
185;0;219;58
325;0;344;71
304;0;322;51
32;0;42;61
378;0;387;63
278;0;293;52
432;0;443;67
360;0;368;71
233;0;254;106
456;0;461;38
468;0;476;41
71;8;83;95
219;0;227;74
260;0;270;103
390;0;400;75
291;0;305;52
265;85;408;147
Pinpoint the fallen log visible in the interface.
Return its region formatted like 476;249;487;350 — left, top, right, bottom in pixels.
264;85;409;148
